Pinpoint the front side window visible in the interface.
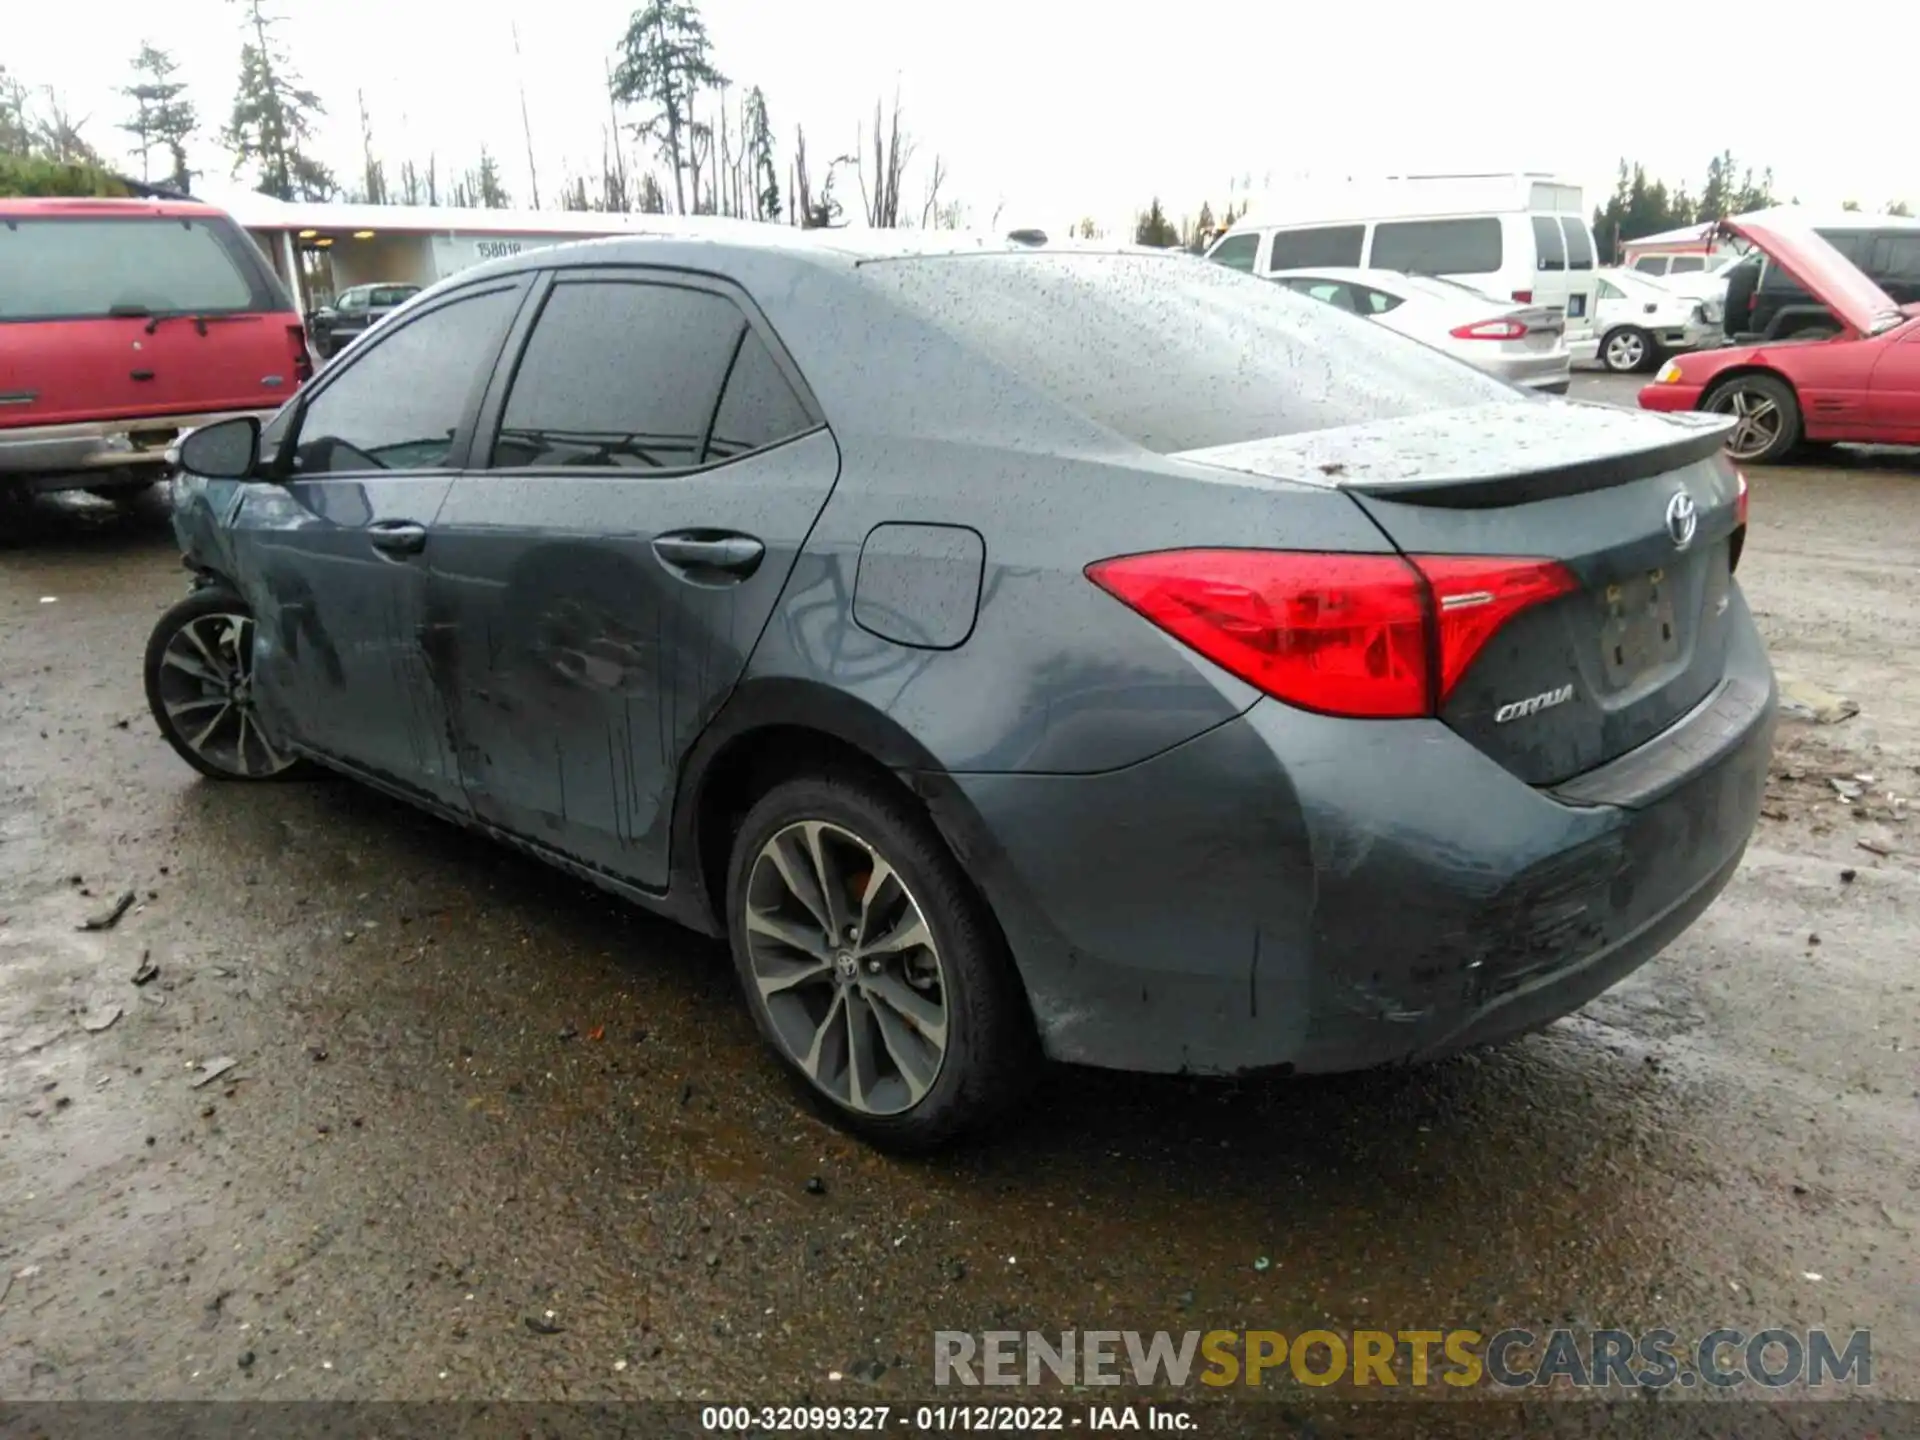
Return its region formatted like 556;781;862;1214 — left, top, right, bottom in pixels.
338;289;369;311
1370;217;1503;275
1266;225;1365;271
492;281;749;471
1667;256;1706;274
290;286;519;475
1632;256;1666;274
1206;233;1260;272
1532;216;1567;271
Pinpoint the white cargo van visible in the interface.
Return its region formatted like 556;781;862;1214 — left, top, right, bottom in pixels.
1206;174;1602;363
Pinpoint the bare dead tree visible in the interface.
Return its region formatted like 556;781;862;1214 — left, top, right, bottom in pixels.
510;21;540;209
857;91;911;227
918;154;947;228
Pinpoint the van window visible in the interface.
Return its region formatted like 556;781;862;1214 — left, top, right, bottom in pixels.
1370;217;1502;275
1667;256;1706;274
1206;233;1260;272
1531;216;1566;271
1265;225;1364;270
0;216;279;323
1561;218;1596;270
1632;256;1667;275
1871;234;1920;284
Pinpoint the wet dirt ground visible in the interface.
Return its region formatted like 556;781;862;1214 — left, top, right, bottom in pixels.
3;418;1918;1413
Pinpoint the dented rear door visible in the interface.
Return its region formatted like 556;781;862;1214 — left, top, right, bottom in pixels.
426;269;837;892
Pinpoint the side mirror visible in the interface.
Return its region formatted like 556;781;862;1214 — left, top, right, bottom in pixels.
177;416;263;480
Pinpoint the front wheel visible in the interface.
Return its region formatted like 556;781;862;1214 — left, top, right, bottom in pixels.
725;769;1037;1151
1601;326;1653;374
1704;373;1801;465
144;587;312;781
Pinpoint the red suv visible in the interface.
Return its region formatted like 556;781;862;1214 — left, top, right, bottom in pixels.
0;196;312;500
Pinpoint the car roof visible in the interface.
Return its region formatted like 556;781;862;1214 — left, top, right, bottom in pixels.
0;195;231;220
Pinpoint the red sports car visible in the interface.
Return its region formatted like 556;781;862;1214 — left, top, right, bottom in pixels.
1639;214;1920;463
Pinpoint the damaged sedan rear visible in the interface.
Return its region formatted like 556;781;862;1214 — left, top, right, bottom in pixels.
150;231;1776;1149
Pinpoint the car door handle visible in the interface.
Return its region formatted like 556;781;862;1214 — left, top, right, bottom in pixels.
367;520;429;556
651;532;765;580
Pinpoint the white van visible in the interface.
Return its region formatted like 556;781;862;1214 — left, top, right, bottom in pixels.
1205;174;1602;363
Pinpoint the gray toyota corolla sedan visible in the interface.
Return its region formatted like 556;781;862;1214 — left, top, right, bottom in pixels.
149;225;1775;1149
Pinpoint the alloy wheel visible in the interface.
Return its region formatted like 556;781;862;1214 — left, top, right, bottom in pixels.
743;820;949;1116
1604;330;1646;372
1710;386;1783;462
153;612;297;779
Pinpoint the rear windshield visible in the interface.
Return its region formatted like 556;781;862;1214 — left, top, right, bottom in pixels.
1370;217;1504;275
858;252;1517;455
0;216;282;323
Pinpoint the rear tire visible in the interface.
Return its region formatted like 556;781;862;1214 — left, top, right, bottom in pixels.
1601;326;1653;374
724;768;1037;1152
144;587;313;782
1703;373;1801;465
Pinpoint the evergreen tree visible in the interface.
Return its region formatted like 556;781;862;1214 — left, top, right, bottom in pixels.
223;0;334;200
611;0;726;215
476;146;510;208
355;90;386;204
119;43;196;188
1134;197;1178;248
742;85;779;221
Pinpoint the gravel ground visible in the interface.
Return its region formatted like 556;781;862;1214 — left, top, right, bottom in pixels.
2;416;1917;1420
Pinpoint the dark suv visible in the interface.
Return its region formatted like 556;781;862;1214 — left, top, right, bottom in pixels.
307;283;422;359
1724;221;1920;341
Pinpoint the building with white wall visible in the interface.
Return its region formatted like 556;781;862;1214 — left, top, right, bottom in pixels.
209;191;732;315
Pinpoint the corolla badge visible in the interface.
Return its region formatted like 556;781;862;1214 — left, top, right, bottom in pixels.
1666;491;1698;550
1494;684;1574;724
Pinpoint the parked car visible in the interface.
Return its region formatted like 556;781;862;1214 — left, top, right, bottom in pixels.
0;196;311;501
1592;267;1720;373
307;283;423;359
150;232;1772;1149
1714;215;1920;342
1206;174;1602;363
1270;266;1572;393
1639;214;1920;462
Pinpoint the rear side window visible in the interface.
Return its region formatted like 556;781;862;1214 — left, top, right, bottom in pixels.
1370;217;1503;275
371;286;417;306
492;280;800;471
1597;279;1624;300
705;331;814;462
1632;256;1666;274
860;253;1513;455
1816;229;1870;265
0;216;277;323
1265;225;1365;271
1561;218;1595;270
1667;256;1706;274
1531;216;1566;271
1206;233;1260;272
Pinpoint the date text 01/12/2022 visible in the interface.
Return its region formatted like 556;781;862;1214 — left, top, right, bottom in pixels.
699;1404;1197;1431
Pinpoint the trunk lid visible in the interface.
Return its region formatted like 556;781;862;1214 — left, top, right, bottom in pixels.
1721;213;1906;337
1173;400;1745;786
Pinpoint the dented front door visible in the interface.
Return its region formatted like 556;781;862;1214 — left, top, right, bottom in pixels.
424;270;837;892
236;281;528;808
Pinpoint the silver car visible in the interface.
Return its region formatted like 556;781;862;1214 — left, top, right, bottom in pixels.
1271;266;1572;394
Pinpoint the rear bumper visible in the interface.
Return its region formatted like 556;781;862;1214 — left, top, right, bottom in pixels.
928;590;1775;1075
0;409;274;490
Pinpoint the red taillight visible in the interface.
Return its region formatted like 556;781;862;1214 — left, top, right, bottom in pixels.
289;324;314;384
1511;289;1533;303
1735;469;1749;527
1416;555;1580;698
1086;550;1577;719
1450;319;1528;341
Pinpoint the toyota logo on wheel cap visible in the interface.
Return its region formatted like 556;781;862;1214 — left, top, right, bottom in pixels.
1665;491;1698;550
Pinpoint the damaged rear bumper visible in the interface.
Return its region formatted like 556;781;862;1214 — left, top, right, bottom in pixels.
926;594;1775;1076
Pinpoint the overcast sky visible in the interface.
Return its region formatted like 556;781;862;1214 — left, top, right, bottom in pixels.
10;0;1915;232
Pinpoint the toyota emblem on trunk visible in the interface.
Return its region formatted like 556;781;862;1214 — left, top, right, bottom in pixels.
1665;492;1698;550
